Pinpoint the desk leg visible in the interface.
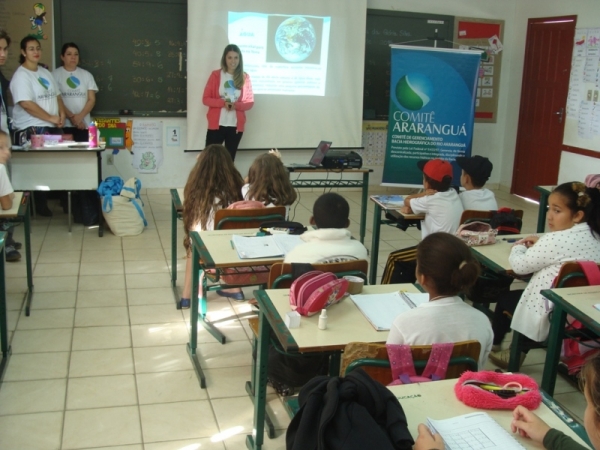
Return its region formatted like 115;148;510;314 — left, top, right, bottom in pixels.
329;351;341;376
171;200;179;307
0;244;11;382
245;330;275;439
24;197;34;316
359;172;369;244
67;191;72;233
247;308;270;450
199;272;226;344
369;204;382;285
541;304;566;396
186;247;206;388
537;191;550;233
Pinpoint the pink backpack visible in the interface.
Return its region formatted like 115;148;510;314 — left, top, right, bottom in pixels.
386;342;454;385
289;271;349;316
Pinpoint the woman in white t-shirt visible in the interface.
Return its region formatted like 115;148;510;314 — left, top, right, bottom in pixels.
52;42;98;142
10;36;65;216
202;44;254;161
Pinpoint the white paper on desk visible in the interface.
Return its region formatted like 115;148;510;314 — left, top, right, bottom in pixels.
232;234;303;259
371;195;404;209
350;292;421;331
428;412;525;450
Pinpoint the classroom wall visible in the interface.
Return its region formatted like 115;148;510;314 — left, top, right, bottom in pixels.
6;0;597;190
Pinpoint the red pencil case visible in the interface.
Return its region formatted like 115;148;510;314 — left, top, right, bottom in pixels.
454;371;542;410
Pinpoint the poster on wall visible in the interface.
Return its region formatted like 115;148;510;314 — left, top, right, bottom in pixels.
132;121;163;174
382;46;480;186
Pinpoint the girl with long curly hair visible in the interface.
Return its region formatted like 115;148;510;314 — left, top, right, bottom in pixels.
180;144;243;308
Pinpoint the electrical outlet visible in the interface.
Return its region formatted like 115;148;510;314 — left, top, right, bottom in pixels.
107;154;114;165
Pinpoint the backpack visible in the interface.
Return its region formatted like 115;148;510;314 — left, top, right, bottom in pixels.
489;207;522;235
289;271;349;316
286;368;414;450
98;176;147;236
381;246;418;285
387;343;454;385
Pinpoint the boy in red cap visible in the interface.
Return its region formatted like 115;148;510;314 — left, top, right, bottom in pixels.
401;158;464;239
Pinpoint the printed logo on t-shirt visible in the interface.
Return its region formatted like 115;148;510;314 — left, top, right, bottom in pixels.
223;80;237;102
66;75;81;89
37;77;50;90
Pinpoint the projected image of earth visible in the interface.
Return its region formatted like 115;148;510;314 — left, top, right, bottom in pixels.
275;17;316;63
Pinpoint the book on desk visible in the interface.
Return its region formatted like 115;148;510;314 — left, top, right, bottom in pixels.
350;291;429;330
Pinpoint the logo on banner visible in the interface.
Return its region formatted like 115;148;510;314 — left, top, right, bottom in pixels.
396;73;433;111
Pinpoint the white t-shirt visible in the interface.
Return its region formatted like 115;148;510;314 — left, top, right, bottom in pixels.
0;164;14;199
218;71;240;127
386;296;493;370
510;223;600;342
409;190;464;239
284;228;369;264
52;66;98;127
0;91;8;134
459;189;498;211
10;65;60;129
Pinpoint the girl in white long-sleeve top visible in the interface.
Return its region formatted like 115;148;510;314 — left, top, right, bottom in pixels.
490;181;600;367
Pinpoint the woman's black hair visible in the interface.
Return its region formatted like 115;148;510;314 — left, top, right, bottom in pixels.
417;232;480;296
19;36;40;64
553;182;600;237
61;42;79;56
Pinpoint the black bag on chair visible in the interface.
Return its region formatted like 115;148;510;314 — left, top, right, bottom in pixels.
286;368;414;450
381;246;418;284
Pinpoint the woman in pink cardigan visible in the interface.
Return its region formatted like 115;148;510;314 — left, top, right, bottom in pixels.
202;44;254;161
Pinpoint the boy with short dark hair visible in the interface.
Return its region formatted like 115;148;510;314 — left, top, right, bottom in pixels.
284;192;368;263
401;158;463;239
456;155;498;210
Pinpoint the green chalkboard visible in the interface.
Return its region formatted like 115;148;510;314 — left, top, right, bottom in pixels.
364;10;454;120
54;0;187;116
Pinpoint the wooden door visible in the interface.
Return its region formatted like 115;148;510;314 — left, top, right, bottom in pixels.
511;16;576;200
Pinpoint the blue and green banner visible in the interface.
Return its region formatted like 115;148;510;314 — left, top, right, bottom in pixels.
382;46;481;186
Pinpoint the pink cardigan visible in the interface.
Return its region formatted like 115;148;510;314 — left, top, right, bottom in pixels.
202;69;254;132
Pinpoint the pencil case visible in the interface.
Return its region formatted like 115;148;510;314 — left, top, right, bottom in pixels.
454;370;542;410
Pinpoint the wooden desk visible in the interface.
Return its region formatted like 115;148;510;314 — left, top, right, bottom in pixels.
288;168;372;244
169;188;184;306
388;379;589;448
469;235;531;274
187;229;283;388
0;232;11;384
369;195;424;284
540;285;600;396
0;192;34;315
247;283;419;450
535;185;554;233
11;145;104;235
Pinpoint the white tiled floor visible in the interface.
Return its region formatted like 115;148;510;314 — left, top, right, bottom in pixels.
0;187;585;449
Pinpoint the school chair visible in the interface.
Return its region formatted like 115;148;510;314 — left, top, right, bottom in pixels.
507;261;600;372
267;259;369;289
341;340;481;385
462;208;524;318
214;206;287;230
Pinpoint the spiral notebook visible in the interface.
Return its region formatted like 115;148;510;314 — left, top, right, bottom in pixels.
427;412;525;450
349;291;429;330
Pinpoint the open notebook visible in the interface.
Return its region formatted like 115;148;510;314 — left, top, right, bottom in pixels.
428;412;525;450
349;291;429;330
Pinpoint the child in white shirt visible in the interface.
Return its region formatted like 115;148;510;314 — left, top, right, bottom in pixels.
0;129;21;262
456;155;498;211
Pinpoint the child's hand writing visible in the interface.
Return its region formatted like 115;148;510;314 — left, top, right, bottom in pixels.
414;423;445;450
510;405;550;443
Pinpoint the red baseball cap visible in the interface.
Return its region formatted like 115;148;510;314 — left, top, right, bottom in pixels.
417;159;453;182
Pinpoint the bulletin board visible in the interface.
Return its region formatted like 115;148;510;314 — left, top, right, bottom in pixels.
0;1;54;80
453;18;504;123
563;27;600;152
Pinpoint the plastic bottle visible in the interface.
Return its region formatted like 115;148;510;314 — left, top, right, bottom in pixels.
88;121;98;147
318;309;328;330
